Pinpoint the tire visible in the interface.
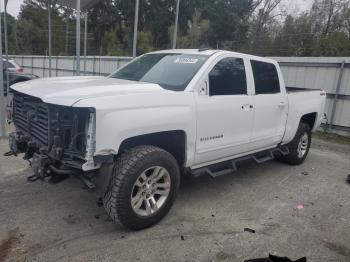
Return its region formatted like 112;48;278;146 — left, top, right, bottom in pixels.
278;123;311;165
103;145;180;230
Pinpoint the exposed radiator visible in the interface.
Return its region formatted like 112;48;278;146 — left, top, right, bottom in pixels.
13;92;49;146
12;91;92;167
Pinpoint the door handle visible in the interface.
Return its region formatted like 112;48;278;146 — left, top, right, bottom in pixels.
278;101;286;107
241;104;253;110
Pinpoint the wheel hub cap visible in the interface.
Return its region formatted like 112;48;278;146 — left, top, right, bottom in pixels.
297;132;309;158
130;166;171;217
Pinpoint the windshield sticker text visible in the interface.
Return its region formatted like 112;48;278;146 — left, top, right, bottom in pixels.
174;58;199;64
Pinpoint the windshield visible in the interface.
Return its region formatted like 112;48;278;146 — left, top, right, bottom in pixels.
110;53;208;91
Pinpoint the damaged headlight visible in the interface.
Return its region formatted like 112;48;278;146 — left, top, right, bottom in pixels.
82;109;98;171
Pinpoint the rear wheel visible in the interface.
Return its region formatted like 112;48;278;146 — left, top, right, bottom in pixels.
278;123;311;165
103;145;180;230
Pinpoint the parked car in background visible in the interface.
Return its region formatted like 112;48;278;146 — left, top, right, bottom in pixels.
6;49;326;230
2;58;38;96
3;58;24;73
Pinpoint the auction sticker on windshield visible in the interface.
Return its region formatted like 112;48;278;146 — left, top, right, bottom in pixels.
174;58;199;64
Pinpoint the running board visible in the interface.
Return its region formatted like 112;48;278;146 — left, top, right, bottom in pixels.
190;146;289;178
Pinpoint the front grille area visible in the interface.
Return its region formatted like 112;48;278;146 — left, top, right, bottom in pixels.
13;93;49;146
12;91;92;167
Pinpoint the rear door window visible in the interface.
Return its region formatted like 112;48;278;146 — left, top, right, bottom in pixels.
209;57;247;96
251;60;280;94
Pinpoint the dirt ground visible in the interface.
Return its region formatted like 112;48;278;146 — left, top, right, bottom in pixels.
0;133;349;262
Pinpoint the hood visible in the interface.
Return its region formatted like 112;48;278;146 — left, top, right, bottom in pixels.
10;76;164;106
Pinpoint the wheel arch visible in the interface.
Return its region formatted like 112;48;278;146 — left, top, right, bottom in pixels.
118;130;187;168
300;112;317;131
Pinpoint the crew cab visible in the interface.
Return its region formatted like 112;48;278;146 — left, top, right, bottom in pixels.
6;49;326;230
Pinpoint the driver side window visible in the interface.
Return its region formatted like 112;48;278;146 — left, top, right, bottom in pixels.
209;57;247;96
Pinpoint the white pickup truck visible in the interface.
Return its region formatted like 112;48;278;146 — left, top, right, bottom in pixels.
6;49;326;230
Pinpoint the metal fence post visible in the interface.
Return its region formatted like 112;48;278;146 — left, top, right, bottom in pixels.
0;0;5;139
31;56;34;74
172;0;180;49
132;0;139;58
117;59;120;69
48;0;52;77
84;12;88;75
4;1;10;94
56;56;59;76
76;0;81;76
99;56;101;75
329;61;346;130
43;56;46;78
73;56;76;76
93;56;96;75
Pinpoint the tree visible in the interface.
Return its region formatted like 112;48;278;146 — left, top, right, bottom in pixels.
3;0;350;57
200;0;254;49
1;13;18;54
175;10;210;48
341;2;350;37
310;0;347;37
138;31;153;53
272;14;315;56
247;0;283;55
16;0;69;55
101;30;123;56
88;1;122;55
317;31;350;55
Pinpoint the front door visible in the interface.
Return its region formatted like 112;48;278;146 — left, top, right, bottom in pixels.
194;56;254;166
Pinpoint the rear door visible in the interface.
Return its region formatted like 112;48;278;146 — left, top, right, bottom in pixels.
249;60;288;149
194;56;254;165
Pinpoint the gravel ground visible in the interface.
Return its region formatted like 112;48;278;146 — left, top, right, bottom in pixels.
0;133;349;262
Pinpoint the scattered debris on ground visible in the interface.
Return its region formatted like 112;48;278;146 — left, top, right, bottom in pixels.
62;214;79;225
244;228;256;234
245;254;307;262
314;131;350;145
296;204;304;209
0;228;21;262
0;137;349;261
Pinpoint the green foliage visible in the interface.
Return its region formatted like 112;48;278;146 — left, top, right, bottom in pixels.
317;32;350;56
1;13;18;54
137;31;154;53
272;15;316;56
2;0;350;57
176;11;210;48
200;0;253;49
101;30;124;56
12;0;73;55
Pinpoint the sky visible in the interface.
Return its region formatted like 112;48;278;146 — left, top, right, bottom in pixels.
4;0;24;17
4;0;313;18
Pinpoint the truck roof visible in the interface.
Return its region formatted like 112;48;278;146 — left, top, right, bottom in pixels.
149;49;278;64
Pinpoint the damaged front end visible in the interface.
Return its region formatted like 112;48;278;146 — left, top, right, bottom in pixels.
6;91;99;184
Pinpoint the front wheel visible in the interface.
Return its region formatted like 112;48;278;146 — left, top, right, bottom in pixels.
103;145;180;230
278;123;311;165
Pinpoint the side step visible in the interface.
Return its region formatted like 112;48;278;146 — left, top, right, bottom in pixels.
191;146;289;178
